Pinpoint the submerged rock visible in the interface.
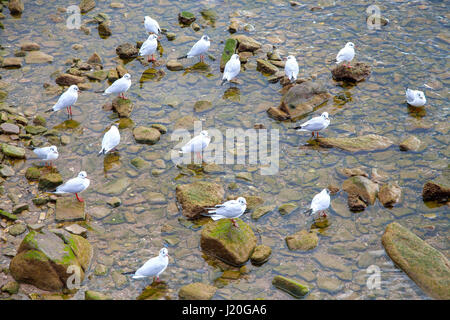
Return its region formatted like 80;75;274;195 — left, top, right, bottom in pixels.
399;135;422;151
178;282;217;300
79;0;95;13
272;275;309;298
378;183;402;207
166;60;184;71
115;43;138;59
85;290;111;300
25;51;53;64
422;166;450;202
1;57;22;68
38;172;63;190
9;228;93;291
176;181;225;219
133;126;161;145
285;230;319;251
200;218;257;266
55;198;86;222
250;245;272;265
382;222;450;300
331;62;371;82
317;134;394;152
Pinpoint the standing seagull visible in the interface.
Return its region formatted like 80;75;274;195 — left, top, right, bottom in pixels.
221;54;241;85
52;171;90;202
144;16;161;35
179;130;211;160
46;85;79;117
405;88;426;107
103;73;132;99
33;145;59;167
292;112;330;138
304;189;331;217
139;34;158;62
178;35;211;63
202;197;247;228
284;55;299;82
98;124;120;156
335;42;355;68
122;248;169;283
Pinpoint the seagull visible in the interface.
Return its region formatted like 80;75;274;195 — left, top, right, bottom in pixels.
139;34;158;62
405;88;426;107
284;55;299;82
177;35;211;63
179;130;211;160
336;42;355;68
46;85;79;117
52;171;90;202
303;189;331;217
103;73;131;99
33;145;59;167
202;197;247;228
144;16;161;35
221;54;241;85
98;124;120;156
291;112;330;138
122;248;169;283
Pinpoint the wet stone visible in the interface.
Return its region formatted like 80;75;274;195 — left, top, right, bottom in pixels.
55;198;86;222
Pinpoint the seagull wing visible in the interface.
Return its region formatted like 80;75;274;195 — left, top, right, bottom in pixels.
139;38;157;56
104;78;129;95
145;18;160;34
181;135;204;153
187;39;209;57
53;90;77;111
310;192;330;212
223;58;240;81
405;89;416;104
102;128;120;153
297;116;326;132
134;257;165;278
54;177;85;194
207;199;242;218
285;60;299;80
336;46;354;64
33;146;52;159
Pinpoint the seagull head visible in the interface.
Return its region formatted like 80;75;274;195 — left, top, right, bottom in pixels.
123;73;131;80
202;35;211;42
159;248;169;258
323;188;331;195
231;53;240;60
49;146;58;155
148;34;158;41
417;91;425;100
237;197;247;206
200;130;209;137
69;85;80;93
78;171;88;179
286;55;296;61
346;42;355;49
144;16;150;22
321;112;330;120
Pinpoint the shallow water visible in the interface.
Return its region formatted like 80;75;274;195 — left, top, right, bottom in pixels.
0;0;449;300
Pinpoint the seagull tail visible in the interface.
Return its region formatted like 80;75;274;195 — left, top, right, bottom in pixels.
177;55;187;60
98;149;105;156
303;208;313;216
221;78;227;86
291;125;302;130
45;108;54;113
121;271;136;275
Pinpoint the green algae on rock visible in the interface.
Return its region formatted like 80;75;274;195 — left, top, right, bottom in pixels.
272;275;309;298
200;218;257;266
176;181;225;219
220;38;238;72
1;143;26;158
382;222;450;300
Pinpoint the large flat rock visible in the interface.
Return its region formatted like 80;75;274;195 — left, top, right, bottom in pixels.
317;134;394;152
55;198;86;222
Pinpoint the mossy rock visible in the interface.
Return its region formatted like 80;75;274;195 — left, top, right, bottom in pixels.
342;175;379;205
178;282;217;300
85;290;111;300
200;219;257;266
250;245;272;265
112;97;133;118
285;230;318;251
176;181;225;219
0;209;17;221
25;167;41;180
251;205;275;220
38;172;63;190
178;11;196;25
272;275;309;298
133;126;161;145
278;203;298;215
317;134;393;153
220;38;238;72
1;143;26;158
382;222;450;300
137;282;169;300
25;125;47;135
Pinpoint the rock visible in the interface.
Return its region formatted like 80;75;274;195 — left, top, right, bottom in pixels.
220;38;238;72
1;143;26;158
251;205;275;220
178;11;196;25
115;43;138;59
318;134;394;152
131;157;149;169
55;197;86;222
98;177;130;195
9;228;93;291
200;9;217;24
317;276;343;293
0;209;17;221
64;224;87;237
98;21;112;37
0;164;14;177
338;167;369;178
191;22;200;31
116;64;128;77
235;172;252;182
151;124;167;134
32;197;49;206
399;135;422;151
21;41;40;51
112;270;128;289
8;0;24;14
278;203;298;215
382;222;450;300
38;172;63;190
231;34;262;52
25;51;54;64
285;230;319;251
331;62;371;82
25;125;47;135
347;193;367;211
229;21;239;33
133;126;161;145
79;0;95;13
33;115;46;126
12;203;28;214
94;264;108;276
107;69;119;81
273;81;332;121
166;60;184;71
422;166;450;202
378;183;402;207
85;290;111;300
256;59;279;75
1;280;20;294
266;106;290;121
250;245;271;265
55;73;86;86
194;100;213;113
8;223;27;236
342;175;379;205
89;206;111;219
272;275;309;298
200;219;257;266
178;282;217;300
107;197;121;208
111;97;133;117
176;181;225;219
1;57;22;68
366;15;389;26
28;223;45;231
86;70;108;81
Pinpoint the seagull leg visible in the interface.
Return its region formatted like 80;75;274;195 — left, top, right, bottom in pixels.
311;132;314;138
156;276;160;282
75;193;84;202
69;106;73;116
316;132;319;138
151;54;155;62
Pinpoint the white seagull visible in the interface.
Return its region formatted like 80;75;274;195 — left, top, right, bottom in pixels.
292;112;330;138
405;88;426;107
179;130;211;160
123;248;169;283
304;189;331;217
46;85;79;117
336;42;355;68
33;145;59;167
139;34;158;62
178;35;211;62
52;171;90;202
285;55;299;82
103;73;131;99
221;54;241;85
144;16;161;35
98;124;120;156
202;197;247;228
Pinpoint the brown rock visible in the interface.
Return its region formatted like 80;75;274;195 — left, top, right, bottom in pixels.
20;42;40;51
378;183;402;207
55;73;86;86
8;0;24;14
1;57;22;68
176;181;225;219
331;62;371;82
285;230;318;251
